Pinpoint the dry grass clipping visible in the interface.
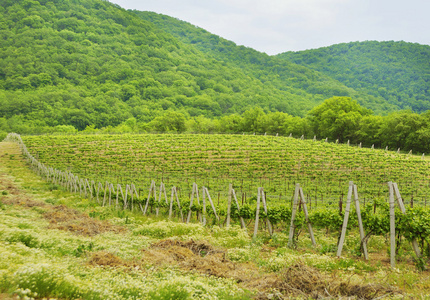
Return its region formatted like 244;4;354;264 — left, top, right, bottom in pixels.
142;239;400;299
44;205;126;236
1;194;46;208
88;251;131;268
269;263;400;300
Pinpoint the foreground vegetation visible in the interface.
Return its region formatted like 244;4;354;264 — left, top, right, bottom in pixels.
1;140;430;299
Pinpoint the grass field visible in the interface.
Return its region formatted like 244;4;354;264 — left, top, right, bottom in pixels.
2;135;430;298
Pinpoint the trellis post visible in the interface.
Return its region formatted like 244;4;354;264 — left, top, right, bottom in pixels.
388;182;422;269
288;183;316;247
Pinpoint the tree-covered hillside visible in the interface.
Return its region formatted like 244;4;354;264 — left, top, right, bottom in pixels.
134;11;397;115
0;0;339;134
0;0;429;136
277;41;430;112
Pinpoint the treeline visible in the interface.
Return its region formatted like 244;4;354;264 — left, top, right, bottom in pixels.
4;97;429;154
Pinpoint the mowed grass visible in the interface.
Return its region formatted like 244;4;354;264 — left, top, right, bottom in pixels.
22;133;430;206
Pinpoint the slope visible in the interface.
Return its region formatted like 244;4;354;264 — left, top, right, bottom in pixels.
134;11;398;115
277;41;430;112
1;0;326;134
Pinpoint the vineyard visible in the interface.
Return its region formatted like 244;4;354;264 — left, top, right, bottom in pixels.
2;133;430;298
21;133;430;205
4;133;428;264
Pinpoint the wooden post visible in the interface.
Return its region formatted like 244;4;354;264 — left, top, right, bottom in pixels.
261;188;273;236
143;181;155;215
169;187;174;219
195;183;202;223
175;187;184;222
204;187;219;223
226;184;233;227
253;188;261;239
354;184;368;260
129;184;138;212
116;184;124;210
123;184;129;210
288;184;316;247
298;187;316;247
108;183;113;207
186;183;196;223
202;186;207;225
392;182;422;258
288;184;300;247
337;182;353;257
156;182;168;216
389;182;396;268
232;188;246;229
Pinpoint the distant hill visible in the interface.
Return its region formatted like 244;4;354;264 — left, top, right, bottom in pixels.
134;11;397;115
277;41;430;112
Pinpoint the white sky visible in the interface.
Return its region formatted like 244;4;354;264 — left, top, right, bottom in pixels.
109;0;430;55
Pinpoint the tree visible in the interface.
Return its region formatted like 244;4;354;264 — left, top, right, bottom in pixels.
240;107;267;133
219;114;242;133
308;97;372;143
377;111;424;151
356;115;383;147
149;111;186;133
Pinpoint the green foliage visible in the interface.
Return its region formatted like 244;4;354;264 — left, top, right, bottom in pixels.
149;111;187;133
3;1;429;137
132;221;204;238
148;283;190;300
10;264;96;299
23;133;430;205
138;11;403;115
6;231;39;248
279;41;430;112
309;96;371;143
73;242;94;257
0;0;348;135
361;199;390;236
309;208;343;232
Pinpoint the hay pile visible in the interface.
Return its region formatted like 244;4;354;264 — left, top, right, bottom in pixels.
44;205;125;236
140;239;399;299
269;263;399;299
88;251;132;268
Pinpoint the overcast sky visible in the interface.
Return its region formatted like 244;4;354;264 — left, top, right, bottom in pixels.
109;0;430;55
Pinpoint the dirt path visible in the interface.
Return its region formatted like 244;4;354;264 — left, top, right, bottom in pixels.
0;142;125;236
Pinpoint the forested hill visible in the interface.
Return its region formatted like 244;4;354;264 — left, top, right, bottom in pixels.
0;0;428;136
0;0;367;134
0;0;318;132
134;11;395;114
277;41;430;112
